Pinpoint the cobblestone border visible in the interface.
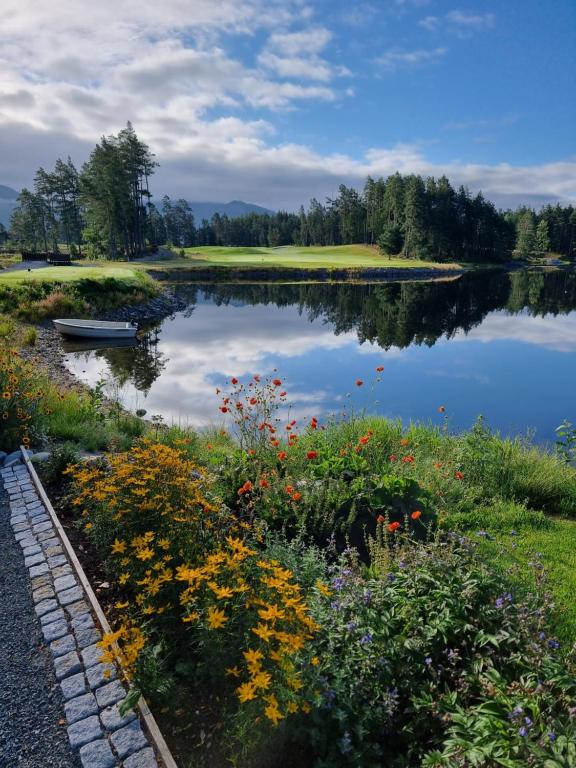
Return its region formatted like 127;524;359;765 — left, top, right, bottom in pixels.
2;458;177;768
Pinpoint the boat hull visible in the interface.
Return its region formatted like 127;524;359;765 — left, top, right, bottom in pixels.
53;319;138;339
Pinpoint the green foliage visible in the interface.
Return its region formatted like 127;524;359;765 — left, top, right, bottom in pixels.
302;540;576;768
555;420;576;465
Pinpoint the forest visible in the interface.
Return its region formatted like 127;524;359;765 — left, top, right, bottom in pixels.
6;125;576;263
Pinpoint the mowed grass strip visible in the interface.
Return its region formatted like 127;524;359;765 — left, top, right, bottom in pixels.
0;265;143;284
180;244;463;270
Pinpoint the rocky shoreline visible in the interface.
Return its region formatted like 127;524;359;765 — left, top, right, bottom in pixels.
19;286;187;395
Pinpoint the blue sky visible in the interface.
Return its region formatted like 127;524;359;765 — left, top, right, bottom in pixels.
0;0;575;209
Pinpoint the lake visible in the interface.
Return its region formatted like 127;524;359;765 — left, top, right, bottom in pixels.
63;270;576;444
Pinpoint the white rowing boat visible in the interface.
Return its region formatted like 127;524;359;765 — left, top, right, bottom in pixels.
53;318;138;339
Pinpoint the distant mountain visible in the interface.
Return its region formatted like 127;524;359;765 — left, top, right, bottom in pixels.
0;185;18;227
187;200;274;222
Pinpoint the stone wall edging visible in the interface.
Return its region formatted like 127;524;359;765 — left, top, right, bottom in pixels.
1;451;179;768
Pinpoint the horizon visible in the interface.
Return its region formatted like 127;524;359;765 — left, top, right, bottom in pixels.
1;0;575;211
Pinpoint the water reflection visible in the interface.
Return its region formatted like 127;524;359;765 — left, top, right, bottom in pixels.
63;270;576;440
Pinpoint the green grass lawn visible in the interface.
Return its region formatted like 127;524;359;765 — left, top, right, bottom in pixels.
0;265;143;284
178;244;463;270
479;519;576;643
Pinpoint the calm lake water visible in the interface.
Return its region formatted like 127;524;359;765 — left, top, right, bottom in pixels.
63;270;576;444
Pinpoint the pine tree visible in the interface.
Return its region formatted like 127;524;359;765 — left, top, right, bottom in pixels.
514;210;536;259
534;219;550;257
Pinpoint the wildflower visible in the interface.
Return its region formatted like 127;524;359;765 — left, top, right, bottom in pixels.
359;436;369;445
438;405;446;413
388;521;401;533
273;379;282;386
238;480;253;496
360;633;373;645
231;377;238;385
355;379;363;386
249;397;258;405
401;455;415;464
291;491;302;502
376;366;384;372
425;657;432;666
389;454;397;462
311;656;320;666
278;451;287;460
252;623;274;642
548;639;560;650
207;607;227;629
454;471;464;480
280;391;287;397
376;514;385;524
411;510;422;520
264;703;284;725
259;477;269;489
237;682;257;703
111;539;126;554
306;450;318;460
400;438;410;447
518;726;528;737
226;666;240;677
220;406;229;413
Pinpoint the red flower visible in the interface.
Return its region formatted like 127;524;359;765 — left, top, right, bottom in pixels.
292;491;302;502
355;379;363;387
259;477;269;489
400;438;409;447
389;454;397;462
285;485;295;495
253;375;260;382
359;436;369;445
280;391;287;397
231;377;238;385
388;521;401;532
248;449;256;456
454;471;464;480
376;514;385;524
235;402;243;410
411;510;422;520
220;406;229;413
401;455;415;464
278;451;287;460
273;379;282;386
270;439;280;447
238;480;253;496
438;405;446;413
249;397;258;405
306;451;318;460
376;366;384;372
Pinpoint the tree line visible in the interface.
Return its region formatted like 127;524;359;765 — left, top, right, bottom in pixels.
7;125;576;262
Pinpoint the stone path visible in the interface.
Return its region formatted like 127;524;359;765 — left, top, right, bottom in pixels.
1;461;160;768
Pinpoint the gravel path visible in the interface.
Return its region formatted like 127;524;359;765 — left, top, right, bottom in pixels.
0;488;80;768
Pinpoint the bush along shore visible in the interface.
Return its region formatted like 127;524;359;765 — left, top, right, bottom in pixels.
2;341;575;768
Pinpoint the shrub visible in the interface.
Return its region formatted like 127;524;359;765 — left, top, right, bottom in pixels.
300;539;576;768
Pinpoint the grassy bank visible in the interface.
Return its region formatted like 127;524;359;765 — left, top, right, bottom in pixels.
0;267;158;320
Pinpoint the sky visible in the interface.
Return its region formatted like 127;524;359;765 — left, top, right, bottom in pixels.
1;0;575;210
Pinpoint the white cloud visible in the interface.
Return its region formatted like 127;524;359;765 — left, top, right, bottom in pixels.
420;10;495;35
376;47;447;71
453;312;576;353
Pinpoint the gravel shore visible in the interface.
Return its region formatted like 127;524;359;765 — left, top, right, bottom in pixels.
0;488;80;768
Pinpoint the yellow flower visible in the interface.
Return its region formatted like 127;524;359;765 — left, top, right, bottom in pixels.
114;601;129;609
257;604;285;622
243;648;264;667
111;539;126;554
225;666;241;678
311;656;320;666
207;606;227;629
315;579;332;597
236;682;257;703
119;572;130;585
251;671;271;690
264;704;284;726
287;702;298;714
136;547;154;561
182;611;199;623
251;623;274;642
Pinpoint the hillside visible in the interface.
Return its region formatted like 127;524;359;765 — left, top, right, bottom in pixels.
0;185;18;227
187;199;274;222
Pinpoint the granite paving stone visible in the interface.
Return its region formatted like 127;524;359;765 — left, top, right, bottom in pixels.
54;650;82;680
64;691;99;724
61;672;89;701
94;679;125;708
40;607;65;625
22;543;42;556
48;554;68;568
53;563;74;579
99;700;137;732
110;720;148;759
43;618;69;643
32;584;56;603
71;613;95;631
76;627;101;649
59;585;84;605
67;715;103;750
50;633;77;658
78;739;116;768
25;551;46;567
67;600;90;618
87;662;117;691
29;562;50;577
54;574;78;592
35;598;59;617
33;521;53;533
123;748;158;768
81;643;105;668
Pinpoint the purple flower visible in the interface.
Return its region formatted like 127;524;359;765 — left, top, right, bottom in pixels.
496;597;504;608
524;717;532;726
331;577;345;591
360;633;373;645
425;657;432;666
345;621;357;632
539;631;546;641
518;726;528;737
548;732;556;741
363;589;372;605
339;732;353;755
387;573;396;582
548;639;560;650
